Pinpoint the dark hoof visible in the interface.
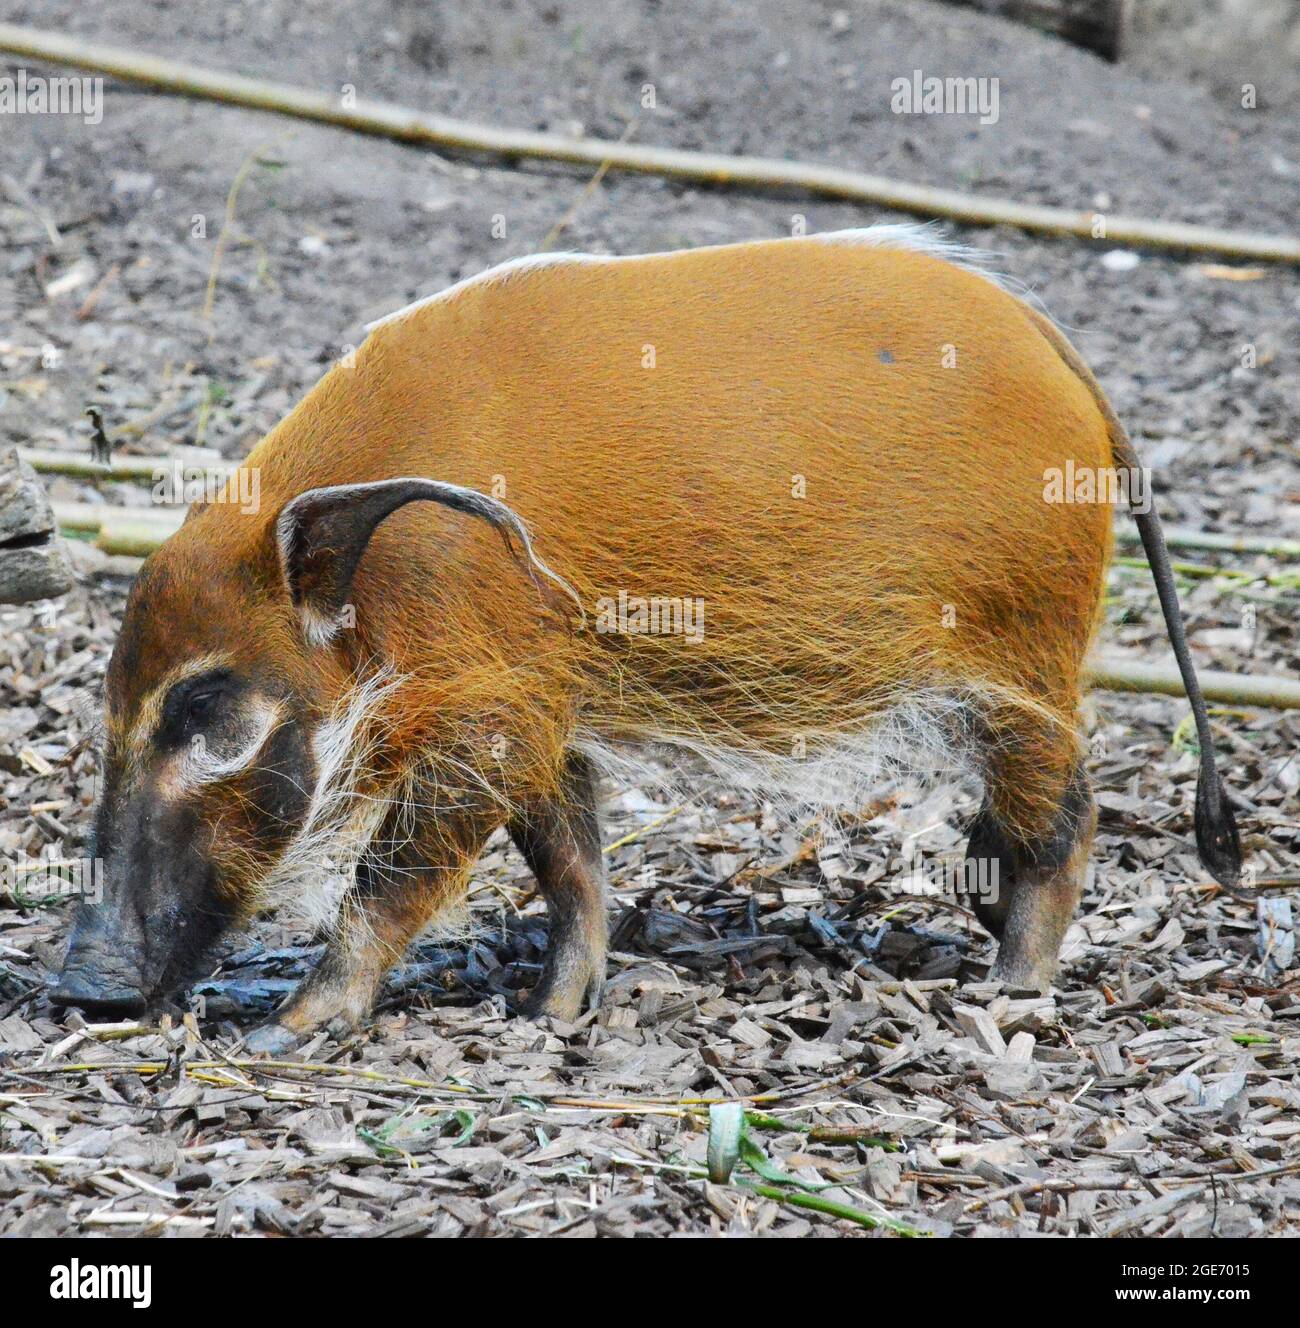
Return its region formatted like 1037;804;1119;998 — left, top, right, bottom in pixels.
519;973;603;1022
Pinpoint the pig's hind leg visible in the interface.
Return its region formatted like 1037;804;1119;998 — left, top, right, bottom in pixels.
245;807;499;1053
509;751;608;1021
963;734;1095;993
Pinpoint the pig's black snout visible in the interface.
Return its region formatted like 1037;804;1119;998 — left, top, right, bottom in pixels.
49;969;146;1017
52;905;149;1016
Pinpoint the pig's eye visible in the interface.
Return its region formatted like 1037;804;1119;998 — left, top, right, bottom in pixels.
185;690;221;727
157;668;239;747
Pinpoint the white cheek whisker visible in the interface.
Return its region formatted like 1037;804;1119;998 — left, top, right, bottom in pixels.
259;666;408;936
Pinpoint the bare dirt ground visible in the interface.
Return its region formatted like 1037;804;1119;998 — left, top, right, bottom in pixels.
1;1;1297;1237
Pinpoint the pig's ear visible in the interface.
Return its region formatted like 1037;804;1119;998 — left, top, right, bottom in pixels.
274;478;584;645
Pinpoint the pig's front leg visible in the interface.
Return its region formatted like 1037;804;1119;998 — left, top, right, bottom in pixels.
245;811;499;1054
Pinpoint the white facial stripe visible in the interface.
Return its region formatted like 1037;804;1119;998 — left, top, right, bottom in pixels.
117;651;233;761
178;698;284;788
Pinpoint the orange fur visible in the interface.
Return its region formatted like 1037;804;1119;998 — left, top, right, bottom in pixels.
117;234;1114;863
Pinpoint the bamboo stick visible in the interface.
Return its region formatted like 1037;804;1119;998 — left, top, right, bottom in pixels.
44;504;1300;708
1087;657;1300;710
53;501;184;536
21;446;231;481
41;461;1300;565
0;23;1296;264
1114;555;1299;590
34;442;1300;570
1114;526;1300;561
94;513;183;558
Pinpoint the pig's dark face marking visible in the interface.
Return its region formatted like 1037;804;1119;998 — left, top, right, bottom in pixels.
55;648;318;1015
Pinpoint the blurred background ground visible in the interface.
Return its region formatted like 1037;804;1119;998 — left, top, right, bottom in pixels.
0;0;1297;1237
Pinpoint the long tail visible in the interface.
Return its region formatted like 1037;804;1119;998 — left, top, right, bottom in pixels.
1027;309;1242;888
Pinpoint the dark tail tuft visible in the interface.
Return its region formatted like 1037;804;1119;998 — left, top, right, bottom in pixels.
1194;765;1242;888
1021;306;1247;894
